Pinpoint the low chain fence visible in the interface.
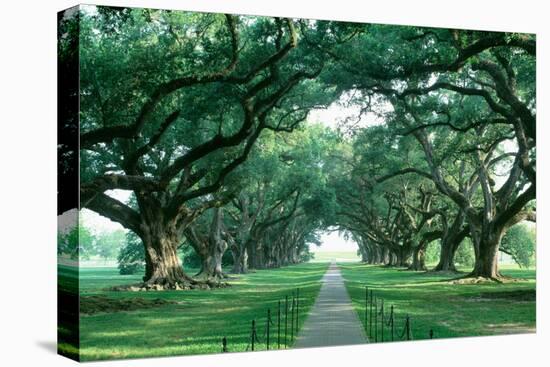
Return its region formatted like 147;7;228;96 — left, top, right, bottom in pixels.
364;285;434;343
219;284;435;352
221;288;301;352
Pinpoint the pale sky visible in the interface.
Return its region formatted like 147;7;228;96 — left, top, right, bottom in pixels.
307;90;387;130
314;231;358;253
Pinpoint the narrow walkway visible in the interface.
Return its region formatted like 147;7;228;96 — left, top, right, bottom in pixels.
295;262;368;348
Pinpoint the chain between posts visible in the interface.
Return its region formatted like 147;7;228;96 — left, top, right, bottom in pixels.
365;285;431;343
225;287;301;353
245;319;258;351
227;284;435;352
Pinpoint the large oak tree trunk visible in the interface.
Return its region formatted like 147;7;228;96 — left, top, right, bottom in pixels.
247;240;265;269
386;250;397;266
231;245;248;274
388;245;412;267
374;247;382;264
257;243;266;268
409;245;427;271
291;247;299;264
433;236;459;272
197;249;226;280
284;243;293;265
141;225;194;288
397;246;413;267
275;243;283;267
469;227;503;279
195;208;229;281
434;215;466;272
381;247;390;265
195;236;228;281
359;245;369;263
432;230;467;272
365;245;374;264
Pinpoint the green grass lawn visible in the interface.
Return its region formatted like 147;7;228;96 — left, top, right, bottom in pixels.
59;259;536;360
63;262;328;361
311;251;361;263
339;263;536;343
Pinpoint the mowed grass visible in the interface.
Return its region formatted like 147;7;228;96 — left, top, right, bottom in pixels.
311;251;361;263
339;263;536;343
66;262;328;361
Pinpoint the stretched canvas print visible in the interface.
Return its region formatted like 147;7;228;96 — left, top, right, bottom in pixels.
58;4;536;362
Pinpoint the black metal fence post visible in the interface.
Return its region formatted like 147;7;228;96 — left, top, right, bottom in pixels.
405;315;411;341
390;305;394;341
369;290;373;338
374;296;378;342
222;336;228;352
267;309;271;350
284;295;288;348
251;319;256;351
290;296;295;342
380;299;384;342
277;300;281;349
365;286;368;329
429;329;433;339
296;288;300;335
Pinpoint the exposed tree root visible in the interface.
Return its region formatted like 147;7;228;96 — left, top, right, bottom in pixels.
110;277;230;291
449;277;501;285
447;272;515;284
193;271;231;283
426;269;463;276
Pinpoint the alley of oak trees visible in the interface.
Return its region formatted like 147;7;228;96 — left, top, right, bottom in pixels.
58;7;535;288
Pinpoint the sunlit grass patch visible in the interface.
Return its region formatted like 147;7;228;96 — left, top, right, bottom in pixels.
339;263;536;342
70;262;328;361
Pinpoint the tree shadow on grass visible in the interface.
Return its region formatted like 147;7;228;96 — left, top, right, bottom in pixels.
473;289;536;301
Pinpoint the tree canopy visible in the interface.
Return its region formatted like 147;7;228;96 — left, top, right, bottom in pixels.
58;5;536;287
